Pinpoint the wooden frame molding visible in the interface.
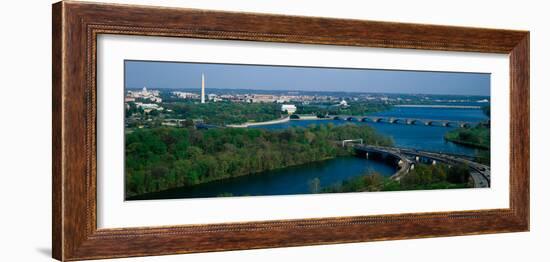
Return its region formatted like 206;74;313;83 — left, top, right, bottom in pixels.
52;1;530;261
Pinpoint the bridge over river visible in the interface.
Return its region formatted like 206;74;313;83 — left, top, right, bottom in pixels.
290;114;476;128
332;115;477;128
352;144;490;188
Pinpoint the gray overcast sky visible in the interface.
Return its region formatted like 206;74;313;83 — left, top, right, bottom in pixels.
125;60;490;96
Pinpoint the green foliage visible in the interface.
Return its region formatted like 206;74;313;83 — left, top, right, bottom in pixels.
445;124;490;150
401;163;470;188
322;171;385;193
308;177;321;193
125;123;393;197
166;102;282;125
482;105;490;118
125;102;139;117
445;164;471;184
475;150;491;165
322;164;471;193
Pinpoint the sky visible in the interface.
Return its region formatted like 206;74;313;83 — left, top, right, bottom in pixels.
125;60;490;96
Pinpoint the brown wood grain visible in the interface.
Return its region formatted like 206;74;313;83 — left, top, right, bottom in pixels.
52;2;63;260
52;1;530;261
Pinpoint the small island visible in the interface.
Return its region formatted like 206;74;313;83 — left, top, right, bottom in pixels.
444;105;490;165
444;124;490;149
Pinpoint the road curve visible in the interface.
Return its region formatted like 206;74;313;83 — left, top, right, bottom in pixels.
354;145;490;188
226;116;290;128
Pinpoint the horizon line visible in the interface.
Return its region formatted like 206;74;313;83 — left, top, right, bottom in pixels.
125;86;490;97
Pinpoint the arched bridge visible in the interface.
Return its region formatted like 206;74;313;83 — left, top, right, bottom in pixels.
353;145;490;188
330;115;475;128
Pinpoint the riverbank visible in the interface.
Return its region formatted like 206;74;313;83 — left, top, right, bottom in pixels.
322;163;471;194
395;104;482;109
128;155;343;200
444;136;489;149
125;124;393;198
444;125;490;150
128;156;397;200
226;114;333;127
226;116;290;127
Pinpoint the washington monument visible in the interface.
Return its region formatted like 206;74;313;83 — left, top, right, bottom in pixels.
201;73;205;104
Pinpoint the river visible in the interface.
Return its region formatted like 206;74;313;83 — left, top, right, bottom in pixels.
260;106;488;156
130;104;488;200
129;157;395;200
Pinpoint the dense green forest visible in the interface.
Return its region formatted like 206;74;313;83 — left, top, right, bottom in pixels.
444;124;490;150
164;102;283;125
444;105;490;164
125;123;394;197
444;124;491;164
321;163;471;193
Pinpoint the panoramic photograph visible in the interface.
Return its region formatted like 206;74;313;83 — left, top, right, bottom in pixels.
124;60;491;200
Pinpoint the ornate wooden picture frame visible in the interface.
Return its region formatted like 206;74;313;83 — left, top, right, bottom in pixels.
52;1;529;261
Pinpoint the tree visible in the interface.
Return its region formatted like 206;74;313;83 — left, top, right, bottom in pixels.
185;146;203;159
447;164;470;184
124;123;394;197
309;177;321;193
482;105;490;118
183;119;194;128
148;109;160;116
151;165;169;179
432;164;447;182
458;130;475;142
363;172;384;191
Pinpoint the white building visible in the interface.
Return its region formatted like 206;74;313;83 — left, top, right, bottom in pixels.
149;96;162;103
126;86;161;102
281;104;297;114
208;93;223;102
251;94;277;103
135;102;163;113
172;91;199;99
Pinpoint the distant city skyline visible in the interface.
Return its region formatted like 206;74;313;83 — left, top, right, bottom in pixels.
125;60;491;96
